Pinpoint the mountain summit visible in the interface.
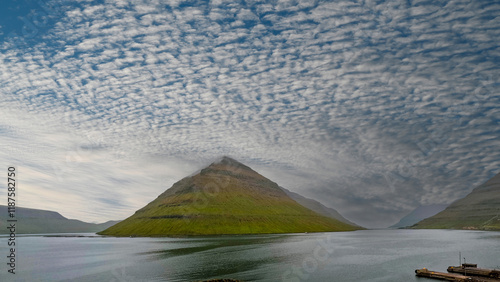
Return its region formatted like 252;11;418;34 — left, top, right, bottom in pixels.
99;157;359;236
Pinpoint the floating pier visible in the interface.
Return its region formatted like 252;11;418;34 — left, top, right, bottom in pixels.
448;264;500;279
415;268;471;281
415;264;500;282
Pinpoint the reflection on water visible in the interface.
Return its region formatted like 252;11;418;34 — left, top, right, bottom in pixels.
0;230;499;281
140;235;290;259
139;235;294;281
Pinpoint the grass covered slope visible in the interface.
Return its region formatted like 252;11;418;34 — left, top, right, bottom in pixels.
99;157;359;236
412;172;500;231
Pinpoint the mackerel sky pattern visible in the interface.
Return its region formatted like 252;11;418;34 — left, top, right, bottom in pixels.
0;0;499;227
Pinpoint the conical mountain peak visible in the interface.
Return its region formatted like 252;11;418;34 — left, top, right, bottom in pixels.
208;156;253;171
99;157;360;236
199;156;264;182
214;156;238;163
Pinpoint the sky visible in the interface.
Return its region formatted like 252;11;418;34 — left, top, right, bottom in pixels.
0;0;499;228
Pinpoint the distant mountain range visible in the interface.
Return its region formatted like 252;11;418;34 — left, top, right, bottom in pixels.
0;205;120;234
412;171;500;230
280;187;361;227
390;204;448;228
99;156;362;236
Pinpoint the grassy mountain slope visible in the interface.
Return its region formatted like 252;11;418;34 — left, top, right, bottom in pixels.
0;205;120;234
412;172;500;230
99;157;360;236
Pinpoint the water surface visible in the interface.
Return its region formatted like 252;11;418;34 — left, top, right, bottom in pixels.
1;229;499;281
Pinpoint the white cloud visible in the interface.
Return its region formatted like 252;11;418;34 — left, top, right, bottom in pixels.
0;0;499;227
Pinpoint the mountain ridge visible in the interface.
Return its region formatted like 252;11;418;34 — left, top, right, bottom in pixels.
280;186;361;227
390;204;448;228
0;205;121;234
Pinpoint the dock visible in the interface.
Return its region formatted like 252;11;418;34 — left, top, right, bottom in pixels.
448;264;500;279
415;268;471;281
415;264;500;282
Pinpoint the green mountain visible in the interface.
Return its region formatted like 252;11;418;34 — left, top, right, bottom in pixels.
99;157;360;236
412;171;500;230
0;205;120;234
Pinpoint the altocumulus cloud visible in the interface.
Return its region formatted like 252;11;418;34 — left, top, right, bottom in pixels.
0;0;499;227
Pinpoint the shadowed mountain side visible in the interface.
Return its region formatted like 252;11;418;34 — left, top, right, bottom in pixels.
412;171;500;231
99;157;361;236
280;186;362;227
389;204;448;228
0;205;120;234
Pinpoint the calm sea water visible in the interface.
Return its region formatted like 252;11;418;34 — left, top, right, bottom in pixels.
1;229;499;281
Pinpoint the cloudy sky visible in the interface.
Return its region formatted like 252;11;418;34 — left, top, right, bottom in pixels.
0;0;499;228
